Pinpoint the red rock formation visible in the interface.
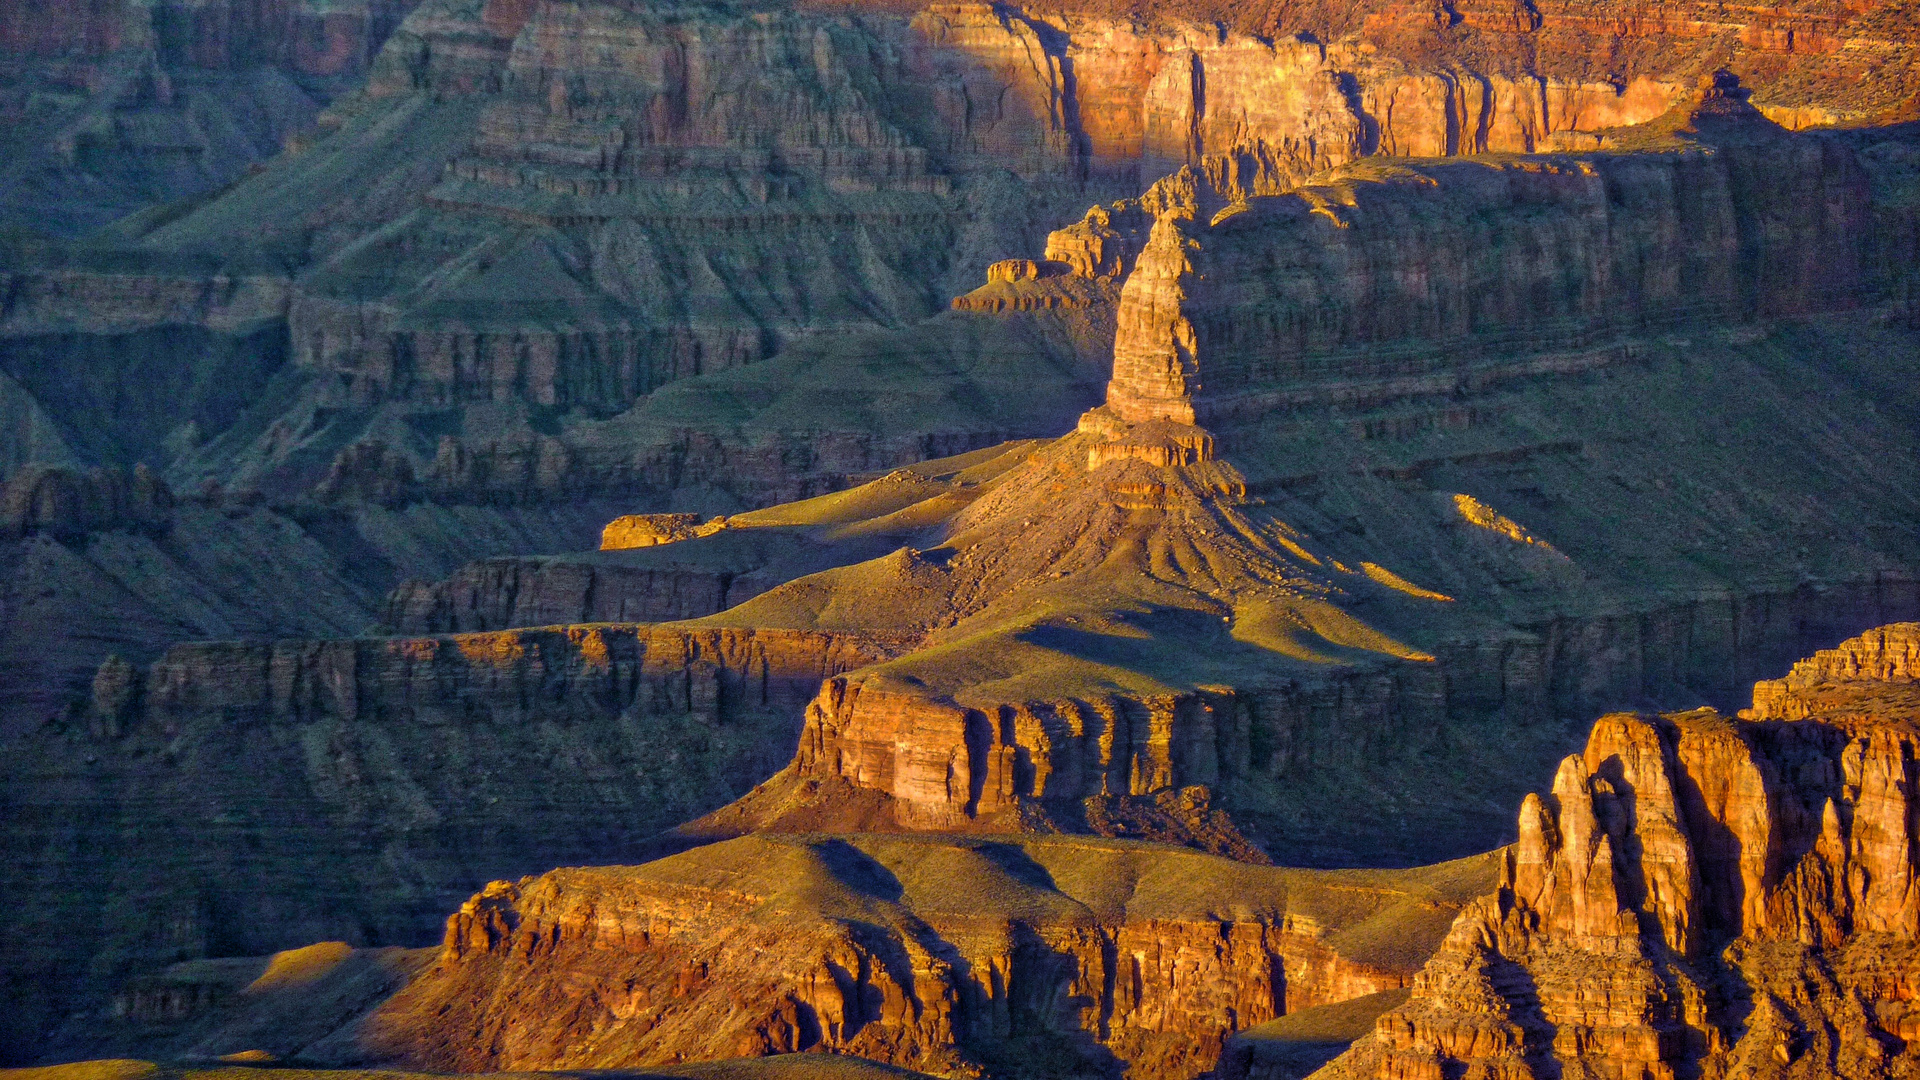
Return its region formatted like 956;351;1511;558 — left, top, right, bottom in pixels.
356;833;1498;1077
788;676;1256;838
1;617;915;1064
1104;92;1888;425
1327;622;1920;1080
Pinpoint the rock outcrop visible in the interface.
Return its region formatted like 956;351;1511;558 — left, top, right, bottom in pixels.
1323;622;1920;1080
1105;88;1887;426
380;554;770;630
0;463;172;540
11;0;1913;511
354;834;1500;1078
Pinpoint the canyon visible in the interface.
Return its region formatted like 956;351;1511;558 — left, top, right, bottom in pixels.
1318;622;1920;1080
36;626;1920;1080
2;0;1920;1071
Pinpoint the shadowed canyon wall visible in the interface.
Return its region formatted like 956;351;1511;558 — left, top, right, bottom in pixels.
10;0;1917;514
4;623;904;1064
2;0;1920;1068
0;0;423;233
1097;88;1907;425
65;627;1920;1080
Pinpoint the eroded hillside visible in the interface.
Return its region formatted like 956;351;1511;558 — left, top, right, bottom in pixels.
4;0;1920;1068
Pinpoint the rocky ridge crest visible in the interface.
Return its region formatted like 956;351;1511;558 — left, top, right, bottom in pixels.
1320;622;1920;1080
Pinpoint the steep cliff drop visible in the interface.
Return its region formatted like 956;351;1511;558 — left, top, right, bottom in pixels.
1313;622;1920;1080
682;78;1920;860
53;624;1920;1080
8;23;1920;1070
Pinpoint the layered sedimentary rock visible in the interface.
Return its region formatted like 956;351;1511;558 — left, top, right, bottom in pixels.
1105;89;1890;425
11;0;1910;510
5;1;1920;1068
0;462;172;540
381;555;760;629
352;834;1499;1078
1323;622;1920;1080
0;0;417;78
0;0;422;233
4;620;906;1067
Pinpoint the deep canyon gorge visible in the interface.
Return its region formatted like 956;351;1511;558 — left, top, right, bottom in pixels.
2;0;1920;1076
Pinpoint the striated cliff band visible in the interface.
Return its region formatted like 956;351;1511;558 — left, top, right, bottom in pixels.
4;0;1920;1069
364;622;1920;1080
1315;621;1920;1080
0;0;1914;744
12;82;1920;1060
3;0;1917;512
39;623;1920;1080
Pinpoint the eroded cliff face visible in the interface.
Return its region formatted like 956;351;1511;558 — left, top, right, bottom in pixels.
13;0;1914;513
1;621;904;1066
1103;90;1890;426
0;0;417;77
0;0;421;233
351;834;1499;1079
1323;622;1920;1080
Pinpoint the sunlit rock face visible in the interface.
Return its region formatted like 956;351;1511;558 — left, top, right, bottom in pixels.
347;833;1498;1080
1321;622;1920;1080
3;0;1920;1068
4;0;1915;517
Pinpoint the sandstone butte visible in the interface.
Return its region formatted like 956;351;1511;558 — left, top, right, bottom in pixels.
1315;622;1920;1080
34;624;1920;1080
0;0;1917;750
373;623;1920;1080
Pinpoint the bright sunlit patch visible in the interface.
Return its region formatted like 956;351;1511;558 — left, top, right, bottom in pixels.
1360;561;1456;602
1451;493;1562;555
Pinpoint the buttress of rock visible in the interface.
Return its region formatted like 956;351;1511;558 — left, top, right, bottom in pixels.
1330;623;1920;1080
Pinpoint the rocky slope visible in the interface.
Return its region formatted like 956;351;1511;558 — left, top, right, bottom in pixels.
10;0;1916;513
54;625;1920;1080
337;835;1500;1078
4;0;1920;1068
0;0;421;234
1318;621;1920;1080
11;133;1920;1066
1099;78;1898;426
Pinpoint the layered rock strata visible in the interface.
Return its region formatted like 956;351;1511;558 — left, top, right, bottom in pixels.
1322;621;1920;1080
380;546;800;632
1103;91;1893;426
0;0;417;79
0;463;172;540
3;622;905;1066
0;0;421;232
353;833;1500;1078
14;0;1913;506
